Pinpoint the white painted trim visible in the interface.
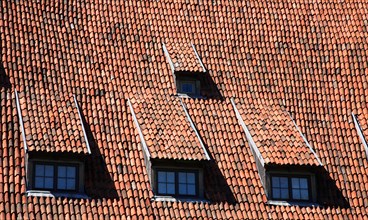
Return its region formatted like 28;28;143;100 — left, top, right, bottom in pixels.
287;112;323;166
26;190;89;199
191;43;206;72
352;113;368;158
230;98;265;167
162;43;175;73
267;200;320;207
127;98;151;158
179;99;211;160
15;90;28;153
73;95;91;155
152;196;210;203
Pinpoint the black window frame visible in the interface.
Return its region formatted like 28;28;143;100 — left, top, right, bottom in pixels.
33;161;79;192
155;169;199;198
270;174;312;202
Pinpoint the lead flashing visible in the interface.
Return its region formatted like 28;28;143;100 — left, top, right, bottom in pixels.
191;43;206;72
15;90;28;153
230;98;265;167
128;98;151;159
162;43;175;73
352;113;368;158
73;95;92;155
287;112;323;166
179;98;211;161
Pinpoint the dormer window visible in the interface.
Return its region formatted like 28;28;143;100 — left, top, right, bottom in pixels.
33;162;79;191
270;175;311;201
177;78;201;96
156;169;199;197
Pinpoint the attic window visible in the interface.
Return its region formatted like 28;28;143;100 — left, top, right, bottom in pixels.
33;162;78;191
270;175;310;201
266;170;317;204
152;164;204;200
177;78;200;96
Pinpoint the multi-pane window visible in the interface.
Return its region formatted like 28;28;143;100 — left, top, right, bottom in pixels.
33;163;78;191
271;175;310;201
156;170;198;197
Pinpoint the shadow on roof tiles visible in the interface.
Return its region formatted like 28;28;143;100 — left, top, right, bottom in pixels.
316;168;350;208
79;107;119;199
203;160;237;204
0;62;11;90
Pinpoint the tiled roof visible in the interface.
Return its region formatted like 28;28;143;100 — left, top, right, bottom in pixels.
17;91;90;154
1;0;368;219
234;98;321;166
164;42;205;73
130;96;208;160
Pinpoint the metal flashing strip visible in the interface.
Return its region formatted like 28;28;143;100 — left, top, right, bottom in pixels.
73;95;91;155
287;112;323;166
191;43;206;72
127;98;151;159
352;113;368;158
230;98;265;167
162;43;175;73
15;90;28;153
179;99;211;160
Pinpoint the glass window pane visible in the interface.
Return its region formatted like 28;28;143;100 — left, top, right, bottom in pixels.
58;166;66;178
167;183;175;194
157;172;166;182
280;177;288;188
158;183;166;194
35;165;44;176
182;83;194;93
58;178;66;190
35;177;44;188
272;177;280;187
281;189;289;199
291;178;299;188
45;165;54;177
44;177;54;189
179;183;187;194
187;184;196;195
292;189;300;200
67;179;76;190
187;173;195;184
272;188;280;199
67;167;76;178
300;189;309;200
167;172;175;183
178;172;186;183
300;178;308;189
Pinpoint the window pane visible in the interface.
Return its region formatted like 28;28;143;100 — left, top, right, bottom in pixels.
58;166;66;178
58;178;66;190
187;173;195;184
35;177;44;188
44;177;54;189
67;167;76;178
292;189;300;200
178;172;186;183
179;183;187;194
45;165;54;177
35;165;44;176
67;179;76;190
157;172;166;182
167;172;175;183
182;83;194;93
158;183;166;194
281;189;289;199
300;178;308;189
272;177;280;187
300;189;309;200
187;184;196;195
167;183;175;194
280;177;288;188
272;188;280;199
291;178;299;188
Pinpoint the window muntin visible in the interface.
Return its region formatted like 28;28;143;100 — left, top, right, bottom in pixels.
156;169;198;197
271;175;310;201
33;162;78;191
